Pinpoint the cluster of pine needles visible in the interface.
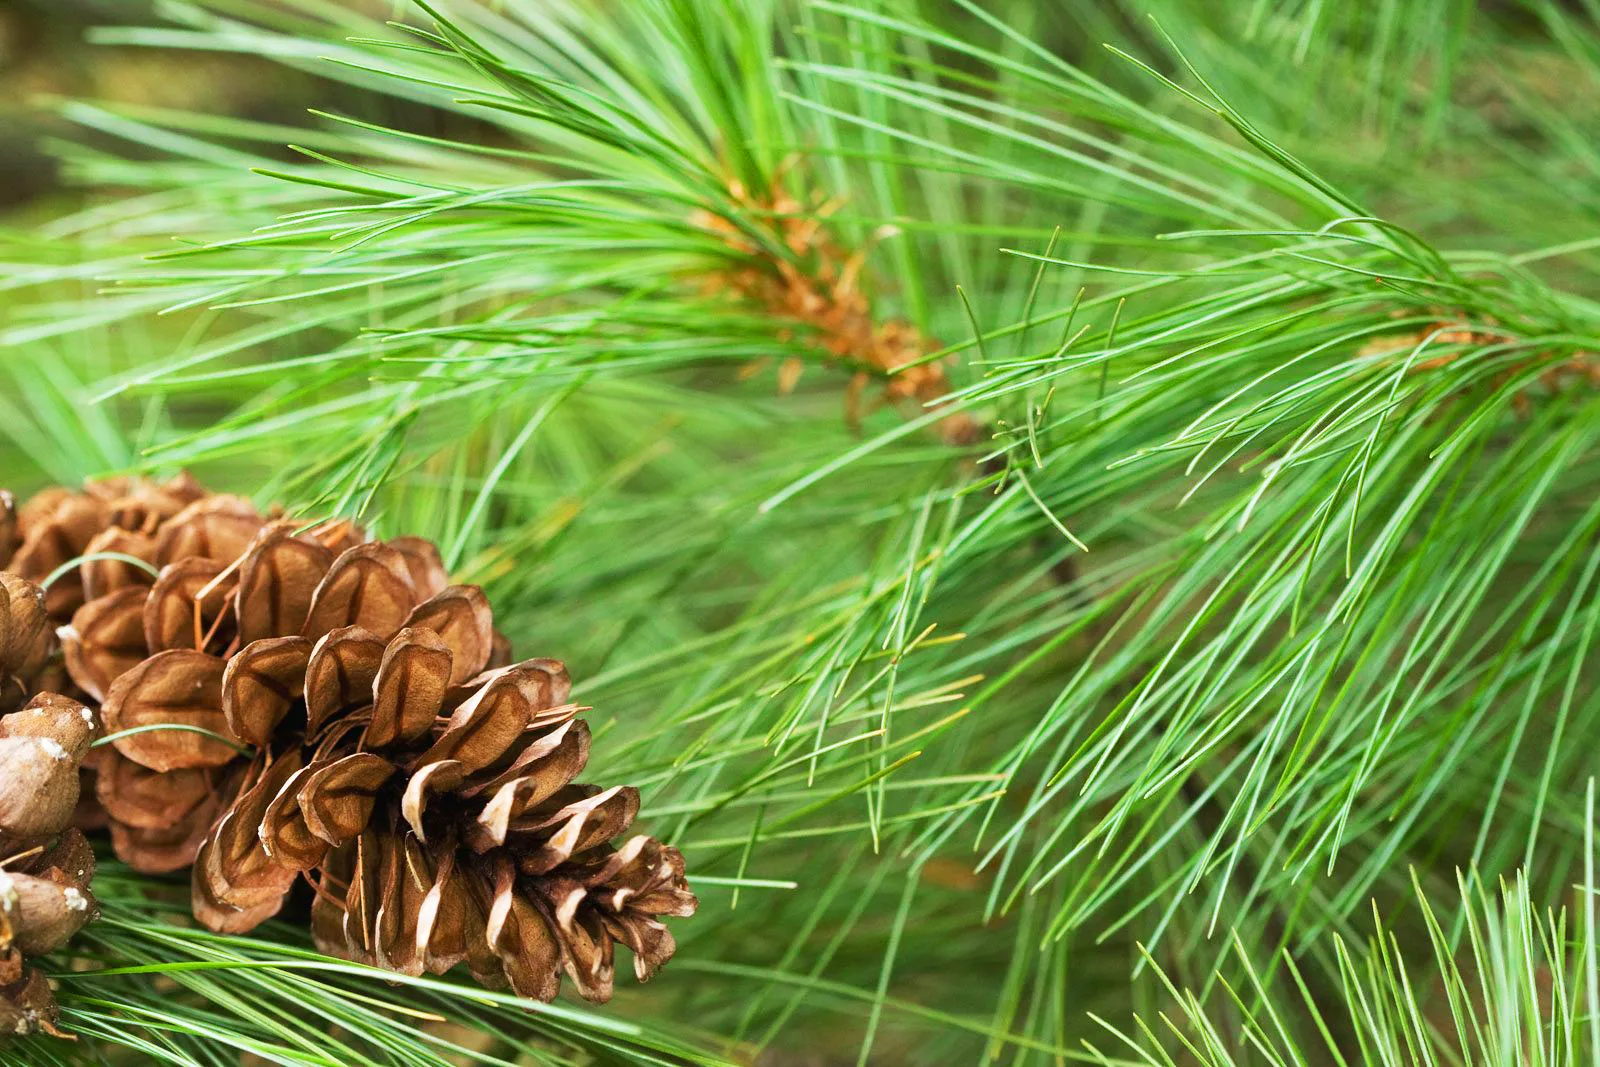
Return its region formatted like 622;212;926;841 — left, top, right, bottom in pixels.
3;0;1600;1063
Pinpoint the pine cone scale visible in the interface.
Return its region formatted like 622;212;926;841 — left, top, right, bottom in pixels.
369;627;453;748
94;752;212;830
79;528;156;602
302;544;419;640
401;586;494;687
195;754;304;928
507;786;641;874
411;661;573;776
304;627;386;736
373;832;430;977
236;526;334;644
297;752;395;847
61;587;147;702
143;558;237;656
0;575;54;715
409;839;472;973
400;759;467;842
222;636;312;747
101;650;234;772
486;854;561;1002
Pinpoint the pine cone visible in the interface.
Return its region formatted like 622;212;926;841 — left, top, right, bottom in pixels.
20;473;691;1006
0;693;100;1039
0;574;54;716
192;589;694;1002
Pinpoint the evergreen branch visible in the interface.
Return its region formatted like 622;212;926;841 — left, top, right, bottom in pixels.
5;0;1600;1062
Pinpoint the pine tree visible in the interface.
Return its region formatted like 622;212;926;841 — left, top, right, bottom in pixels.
3;0;1600;1063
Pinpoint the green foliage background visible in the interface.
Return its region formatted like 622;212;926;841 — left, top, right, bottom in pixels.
3;0;1600;1063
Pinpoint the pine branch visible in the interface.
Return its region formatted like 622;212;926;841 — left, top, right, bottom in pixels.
6;0;1600;1063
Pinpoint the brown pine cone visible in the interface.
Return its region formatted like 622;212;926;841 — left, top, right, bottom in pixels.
17;474;690;1006
194;600;694;1003
0;573;54;716
0;693;100;1039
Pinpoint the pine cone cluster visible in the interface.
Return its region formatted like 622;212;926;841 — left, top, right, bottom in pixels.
0;688;100;1038
5;474;696;1007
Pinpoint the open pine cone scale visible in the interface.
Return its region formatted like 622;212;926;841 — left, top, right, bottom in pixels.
0;573;54;716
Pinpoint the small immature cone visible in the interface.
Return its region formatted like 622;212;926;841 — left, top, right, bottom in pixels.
0;693;94;840
696;180;981;445
0;694;100;1040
